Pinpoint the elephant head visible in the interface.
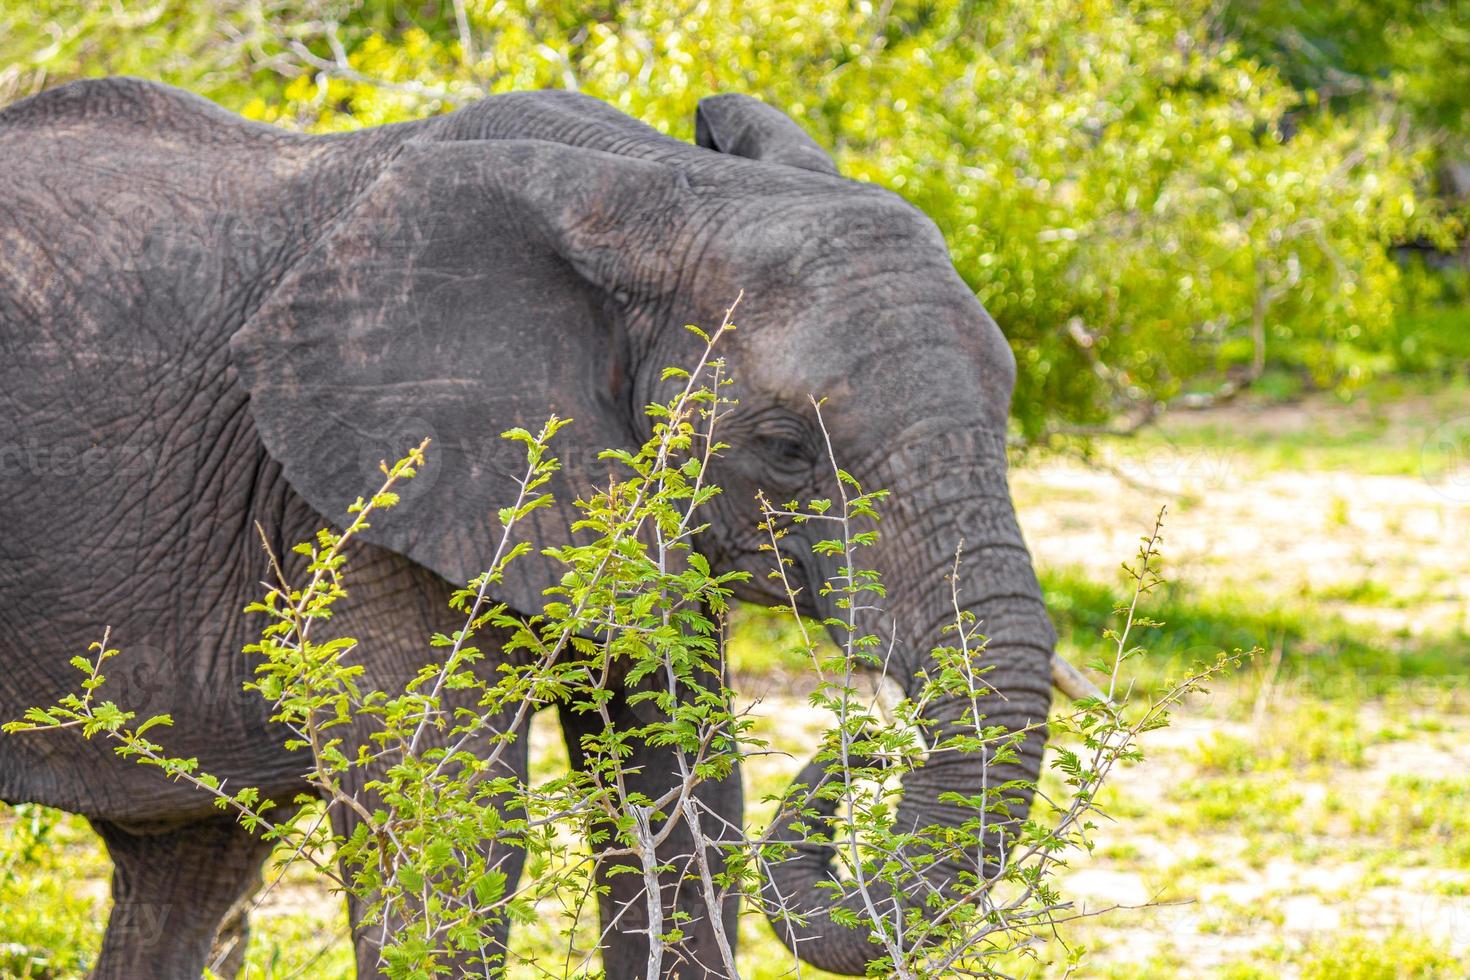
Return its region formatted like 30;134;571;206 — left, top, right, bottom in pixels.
230;92;1061;974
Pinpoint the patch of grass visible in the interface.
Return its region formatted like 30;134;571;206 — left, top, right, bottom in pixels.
1167;775;1302;833
1188;732;1259;775
0;806;106;978
1139;851;1235;895
1217;962;1282;980
1352;776;1470;868
1295;930;1470;979
1216;930;1470;979
240;909;352;979
1093;782;1152;821
1118;373;1470;477
1403;714;1452;734
1197;896;1283;935
725;603;818;678
1043;567;1470;700
1302;578;1397;606
1190;702;1370;774
1096;951;1186;979
1095;841;1145;863
1251;368;1306;402
736;917;849;980
1358;867;1401;889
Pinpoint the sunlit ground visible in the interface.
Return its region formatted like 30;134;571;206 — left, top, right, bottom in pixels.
3;376;1468;979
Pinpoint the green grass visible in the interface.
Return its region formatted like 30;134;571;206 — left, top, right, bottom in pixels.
240;910;353;979
1189;702;1372;774
1167;775;1303;833
1117;372;1470;477
0;806;108;979
1353;777;1470;869
1043;567;1470;701
737;556;1470;700
1220;930;1470;979
725;602;821;678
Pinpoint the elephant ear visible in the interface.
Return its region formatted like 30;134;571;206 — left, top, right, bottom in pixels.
694;93;838;175
231;139;690;614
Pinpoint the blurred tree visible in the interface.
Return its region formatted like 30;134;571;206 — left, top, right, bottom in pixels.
1219;0;1470;135
1;0;1458;438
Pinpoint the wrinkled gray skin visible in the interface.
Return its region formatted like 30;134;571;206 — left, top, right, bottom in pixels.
0;79;1053;977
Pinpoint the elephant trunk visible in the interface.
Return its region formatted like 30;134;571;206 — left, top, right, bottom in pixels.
760;445;1054;975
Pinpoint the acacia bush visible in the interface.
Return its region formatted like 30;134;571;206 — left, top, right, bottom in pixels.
2;0;1460;439
10;324;1243;977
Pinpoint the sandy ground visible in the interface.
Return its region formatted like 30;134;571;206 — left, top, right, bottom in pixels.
1012;445;1470;638
1005;391;1470;975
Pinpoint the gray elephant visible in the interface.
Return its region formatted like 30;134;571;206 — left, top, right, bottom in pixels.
0;78;1076;977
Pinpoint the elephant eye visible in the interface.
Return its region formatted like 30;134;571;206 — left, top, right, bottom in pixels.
757;431;811;468
770;438;804;459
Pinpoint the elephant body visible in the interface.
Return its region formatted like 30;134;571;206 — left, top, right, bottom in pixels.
0;78;1054;977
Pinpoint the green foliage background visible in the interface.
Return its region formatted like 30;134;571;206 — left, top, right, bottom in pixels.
2;0;1466;438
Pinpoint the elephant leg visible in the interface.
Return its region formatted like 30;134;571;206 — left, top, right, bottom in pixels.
560;683;745;979
91;814;273;980
208;897;254;979
294;543;539;976
334;707;532;979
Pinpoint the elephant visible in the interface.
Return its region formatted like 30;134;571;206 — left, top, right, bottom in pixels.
0;78;1087;977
